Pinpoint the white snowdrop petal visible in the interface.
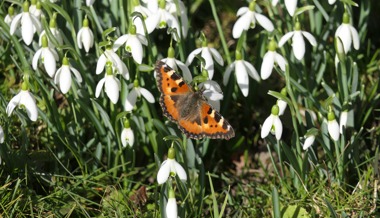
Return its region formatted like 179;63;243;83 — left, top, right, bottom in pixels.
21;14;34;45
175;60;192;82
128;36;144;64
59;66;72;94
96;55;107;74
261;115;273;138
70;66;83;83
349;26;360;50
274;53;287;71
244;61;260;82
255;13;274;32
223;63;235;85
173;161;187;181
186;48;202;65
10;14;22;35
285;0;297;16
302;31;317;46
236;7;249;17
95;78;106;98
209;48;224;66
32;49;42;70
105;76;120;104
273;116;283;140
6;93;21;117
303;135;315;150
235;61;249;97
278;32;295;47
157;160;171;184
292;31;305;60
232;12;252;39
260;52;275;80
113;34;129;51
328;120;340;141
20;91;38;121
139;88;155;103
125;89;138;111
43;49;57;77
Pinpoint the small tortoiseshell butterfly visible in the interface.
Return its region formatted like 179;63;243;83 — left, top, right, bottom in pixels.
155;60;235;140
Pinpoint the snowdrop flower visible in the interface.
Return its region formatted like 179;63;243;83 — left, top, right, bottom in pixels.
6;82;38;122
125;80;155;112
223;50;260;97
29;0;42;19
277;88;287;115
166;0;189;37
199;78;223;111
161;46;192;81
327;110;340;141
141;0;158;13
339;110;348;134
95;63;121;104
157;147;187;184
260;39;287;80
86;0;95;6
77;17;94;53
39;16;64;47
261;105;283;140
113;25;147;64
96;46;129;80
166;188;178;218
145;0;181;40
303;135;315;150
10;1;41;45
0;125;4;144
186;40;224;79
54;57;83;94
232;1;274;39
335;12;359;54
278;21;317;60
132;0;152;35
328;0;337;5
121;120;134;147
33;35;59;78
4;5;15;26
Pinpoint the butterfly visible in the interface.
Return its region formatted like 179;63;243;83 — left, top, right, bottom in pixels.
155;60;235;140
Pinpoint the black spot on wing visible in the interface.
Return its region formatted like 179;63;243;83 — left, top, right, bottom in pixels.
178;81;185;87
171;87;178;93
207;107;213;115
203;116;208;124
170;73;181;80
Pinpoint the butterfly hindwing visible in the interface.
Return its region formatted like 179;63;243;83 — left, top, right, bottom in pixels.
155;60;235;140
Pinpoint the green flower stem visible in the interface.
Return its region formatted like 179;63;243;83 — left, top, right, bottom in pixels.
284;65;303;170
208;0;231;64
118;0;127;34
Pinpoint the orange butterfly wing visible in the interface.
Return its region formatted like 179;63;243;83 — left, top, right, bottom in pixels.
155;60;235;140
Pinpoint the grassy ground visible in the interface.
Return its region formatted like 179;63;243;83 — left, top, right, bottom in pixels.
0;0;379;217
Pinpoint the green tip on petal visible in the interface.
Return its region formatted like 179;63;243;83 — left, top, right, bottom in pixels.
271;105;280;115
123;119;130;128
327;111;335;121
268;39;277;51
201;69;209;78
133;79;139;88
343;12;350;24
235;50;242;60
21;82;29;91
249;1;256;11
41;35;49;47
132;0;140;6
168;188;175;198
23;1;30;12
129;25;136;35
168;46;175;58
49;18;57;28
159;0;166;9
294;21;301;31
62;57;69;66
8;6;15;16
106;62;113;75
168;147;176;159
83;18;89;27
280;88;287;96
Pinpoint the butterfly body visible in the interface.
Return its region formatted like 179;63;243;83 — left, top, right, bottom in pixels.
155;61;234;140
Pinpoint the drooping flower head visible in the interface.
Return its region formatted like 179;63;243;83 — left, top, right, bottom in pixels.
335;12;359;54
161;46;192;82
32;35;59;78
166;188;178;218
39;14;64;47
54;57;83;94
278;21;317;60
121;119;134;147
223;50;260;97
232;0;274;39
124;79;155;112
77;17;94;53
95;62;121;104
157;147;187;184
261;39;287;80
96;45;129;80
327;108;340;141
261;104;283;140
4;5;15;26
6;82;38;122
113;25;148;64
10;1;42;45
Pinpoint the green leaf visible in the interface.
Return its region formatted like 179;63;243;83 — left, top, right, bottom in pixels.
281;205;310;218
